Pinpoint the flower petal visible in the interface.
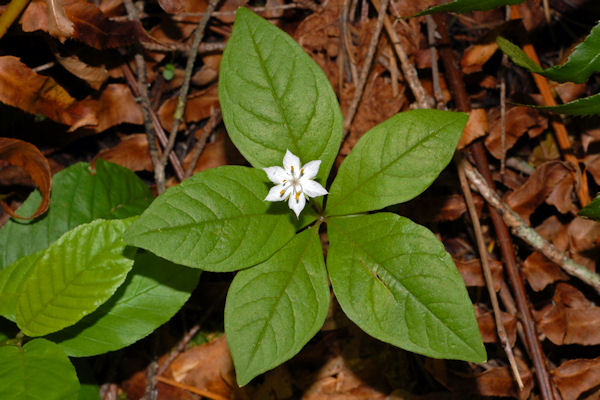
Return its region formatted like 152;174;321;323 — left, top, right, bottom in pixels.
265;184;290;201
288;189;306;218
301;160;321;180
301;179;328;198
263;166;288;184
283;150;301;176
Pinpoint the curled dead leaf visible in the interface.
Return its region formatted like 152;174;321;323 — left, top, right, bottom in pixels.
76;84;143;132
505;161;577;223
0;138;51;219
95;134;152;172
552;357;600;400
46;0;75;42
457;109;488;150
522;251;568;292
461;41;498;74
454;258;503;291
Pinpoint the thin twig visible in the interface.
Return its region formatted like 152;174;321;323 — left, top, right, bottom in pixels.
184;108;222;178
463;160;600;294
121;64;186;182
425;16;444;109
123;0;165;192
457;155;524;389
161;0;221;180
342;0;390;138
340;0;359;85
142;41;225;54
371;0;434;109
500;64;507;174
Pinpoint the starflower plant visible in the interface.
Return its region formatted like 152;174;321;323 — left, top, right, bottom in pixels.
264;150;327;217
126;8;486;386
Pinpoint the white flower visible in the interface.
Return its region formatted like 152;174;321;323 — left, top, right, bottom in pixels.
263;150;328;218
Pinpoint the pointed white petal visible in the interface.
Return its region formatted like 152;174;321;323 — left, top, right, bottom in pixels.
288;190;306;218
263;166;288;184
301;160;321;180
301;179;328;198
283;150;301;177
265;184;290;201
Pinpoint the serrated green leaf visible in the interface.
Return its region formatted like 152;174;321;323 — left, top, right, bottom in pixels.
0;339;79;400
0;159;152;270
326;110;467;216
327;213;486;363
49;252;200;357
528;92;600;116
125;166;299;272
498;23;600;84
225;227;329;386
16;219;136;337
0;251;43;322
416;0;525;16
579;194;600;221
219;8;343;182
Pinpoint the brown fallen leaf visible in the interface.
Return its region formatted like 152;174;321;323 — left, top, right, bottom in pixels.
461;41;498;74
536;284;600;346
454;258;503;291
475;305;517;346
46;0;75;42
522;251;568;291
191;54;221;87
505;161;576;223
552;357;600;400
76;83;143;132
53;49;109;90
0;138;51;219
485;106;547;159
457;108;488;149
22;0;148;49
0;56;97;129
94;134;152;172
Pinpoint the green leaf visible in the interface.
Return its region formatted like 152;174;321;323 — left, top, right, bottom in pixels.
16;218;136;337
0;159;152;270
0;339;79;400
327;213;486;363
0;251;43;322
219;8;343;182
528;92;600;116
225;227;329;386
49;252;200;357
326;110;467;216
416;0;525;16
497;24;600;84
579;194;600;221
125;166;299;272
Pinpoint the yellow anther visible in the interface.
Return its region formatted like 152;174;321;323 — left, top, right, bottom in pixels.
300;168;304;176
290;165;294;173
295;192;300;202
280;190;285;196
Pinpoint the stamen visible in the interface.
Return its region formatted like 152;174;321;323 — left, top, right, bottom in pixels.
280;189;285;197
290;165;294;173
300;168;304;176
295;192;300;202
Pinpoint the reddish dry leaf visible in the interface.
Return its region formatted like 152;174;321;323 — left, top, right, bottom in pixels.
158;0;185;14
457;108;488;149
158;85;219;130
522;251;568;291
0;138;51;219
529;132;561;166
454;258;503;291
46;0;75;42
552;357;600;400
554;81;587;104
94;134;152;172
505;161;576;223
536;284;600;345
22;0;147;49
583;153;600;185
567;217;600;254
461;41;498;74
77;83;143;132
536;215;569;251
485;106;547;159
475;305;517;346
191;54;221;87
183;132;231;175
0;56;96;129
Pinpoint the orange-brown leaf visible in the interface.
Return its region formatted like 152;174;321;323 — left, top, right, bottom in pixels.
458;108;488;149
95;134;152;172
522;251;568;291
46;0;75;41
0;56;97;128
0;138;51;219
553;357;600;400
485;106;547;159
76;84;143;132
